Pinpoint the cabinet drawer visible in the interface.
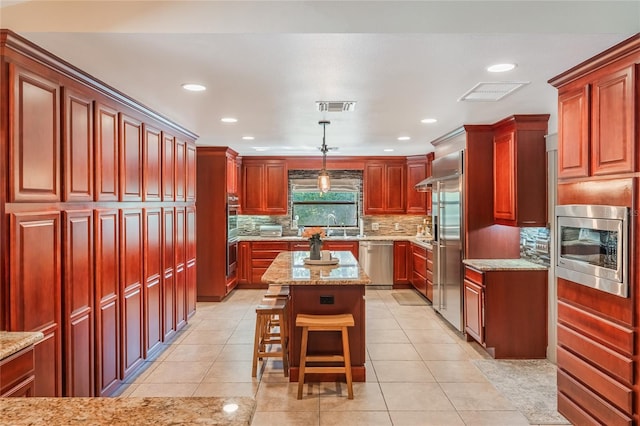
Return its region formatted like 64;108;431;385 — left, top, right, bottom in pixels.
0;347;35;395
252;259;277;268
426;269;433;283
251;241;289;251
464;266;484;285
251;250;285;260
413;252;426;273
426;259;433;272
427;249;433;261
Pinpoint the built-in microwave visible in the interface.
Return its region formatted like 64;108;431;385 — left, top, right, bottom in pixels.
556;204;628;297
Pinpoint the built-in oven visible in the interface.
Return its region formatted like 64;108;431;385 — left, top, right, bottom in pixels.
227;194;240;277
556;204;628;297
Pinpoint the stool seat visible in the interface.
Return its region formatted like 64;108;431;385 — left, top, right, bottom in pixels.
265;285;290;299
296;313;355;399
252;297;289;378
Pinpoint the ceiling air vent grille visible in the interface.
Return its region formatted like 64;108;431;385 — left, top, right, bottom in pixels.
316;101;357;112
458;81;529;102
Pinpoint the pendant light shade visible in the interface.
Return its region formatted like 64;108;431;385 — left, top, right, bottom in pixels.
318;120;331;193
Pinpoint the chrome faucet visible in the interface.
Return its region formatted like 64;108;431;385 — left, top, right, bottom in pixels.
326;213;337;236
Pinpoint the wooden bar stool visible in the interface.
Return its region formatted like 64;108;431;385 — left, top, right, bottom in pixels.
296;313;355;399
252;297;289;378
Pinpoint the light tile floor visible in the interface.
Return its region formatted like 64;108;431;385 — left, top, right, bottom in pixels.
117;288;569;426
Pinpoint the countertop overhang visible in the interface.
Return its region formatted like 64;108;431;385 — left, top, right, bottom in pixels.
0;331;44;360
463;258;549;271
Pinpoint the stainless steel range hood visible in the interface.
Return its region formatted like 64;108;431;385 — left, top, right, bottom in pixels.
414;152;463;192
414;176;435;192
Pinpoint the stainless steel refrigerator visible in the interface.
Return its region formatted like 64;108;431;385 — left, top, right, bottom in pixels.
430;151;464;332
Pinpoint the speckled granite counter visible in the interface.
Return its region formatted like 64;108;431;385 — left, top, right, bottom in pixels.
463;258;549;271
0;331;44;360
0;397;255;425
239;234;431;244
261;251;371;285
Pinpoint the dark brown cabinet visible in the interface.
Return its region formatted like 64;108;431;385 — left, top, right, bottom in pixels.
364;160;406;214
492;115;549;227
406;156;427;214
1;30;197;397
463;265;547;359
241;159;288;215
393;241;411;286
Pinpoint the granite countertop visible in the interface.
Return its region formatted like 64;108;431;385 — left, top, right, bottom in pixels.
262;251;371;285
0;397;255;425
240;234;432;246
0;331;44;361
463;258;549;271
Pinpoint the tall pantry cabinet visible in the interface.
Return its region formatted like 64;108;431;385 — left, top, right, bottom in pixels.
0;30;197;397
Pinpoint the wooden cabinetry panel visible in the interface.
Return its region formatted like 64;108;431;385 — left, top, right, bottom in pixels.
238;242;251;285
162;132;175;201
591;65;635;175
364;161;406;214
493;131;516;221
186;142;197;201
393;241;411;285
0;347;35;397
411;245;427;295
175;139;186;202
95;103;119;201
63;89;93;201
185;206;197;317
63;210;94;396
363;163;384;213
175;207;187;330
143;125;162;201
120;209;144;378
323;241;359;259
144;208;162;356
385;163;406;213
241;160;288;214
9;64;60;202
264;162;287;214
226;155;237;194
94;209;120;396
119;115;143;201
9;212;61;396
406;158;426;214
242;162;263;212
162;208;176;340
558;85;590;178
250;241;289;285
464;279;484;343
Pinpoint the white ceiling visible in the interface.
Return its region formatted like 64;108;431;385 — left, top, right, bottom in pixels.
1;1;638;156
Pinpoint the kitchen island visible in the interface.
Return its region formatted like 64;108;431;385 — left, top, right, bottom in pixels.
262;251;371;382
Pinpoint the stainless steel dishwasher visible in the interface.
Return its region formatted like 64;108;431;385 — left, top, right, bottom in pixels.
359;241;394;284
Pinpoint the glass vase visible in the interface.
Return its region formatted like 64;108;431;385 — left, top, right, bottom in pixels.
309;239;322;260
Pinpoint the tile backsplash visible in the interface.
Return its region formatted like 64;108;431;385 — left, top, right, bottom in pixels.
520;227;550;266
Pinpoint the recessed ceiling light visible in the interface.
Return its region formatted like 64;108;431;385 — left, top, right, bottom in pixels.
181;83;206;92
397;136;411;141
384;148;395;152
242;136;255;140
487;63;516;73
420;118;437;124
221;117;238;123
253;146;269;152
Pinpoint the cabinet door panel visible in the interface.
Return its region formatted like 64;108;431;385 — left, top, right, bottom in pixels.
9;212;61;396
186;262;197;318
558;85;590;178
9;65;60;202
464;279;484;343
175;207;187;330
144;208;162;355
175;139;186;202
592;66;635;175
163;208;176;340
143;125;162;201
120;209;144;378
264;162;287;214
364;163;384;213
385;163;406;213
186;142;197;201
95;103;119;201
242;163;263;212
186;206;197;317
393;241;411;285
63;89;94;201
162;132;175;201
63;210;94;396
119;114;143;201
406;161;426;214
493;131;516;221
94;209;120;396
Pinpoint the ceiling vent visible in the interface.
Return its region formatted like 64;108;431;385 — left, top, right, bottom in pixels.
458;81;529;102
316;101;357;112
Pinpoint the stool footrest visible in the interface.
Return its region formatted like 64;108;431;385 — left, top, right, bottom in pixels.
304;367;348;374
305;355;345;362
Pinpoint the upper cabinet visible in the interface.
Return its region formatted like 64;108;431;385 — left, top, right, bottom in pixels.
406;156;427;215
492;115;549;227
226;152;239;194
550;37;639;180
241;159;287;215
364;159;406;214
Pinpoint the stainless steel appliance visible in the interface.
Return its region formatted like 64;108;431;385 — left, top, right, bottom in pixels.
227;194;240;277
359;240;393;285
556;204;628;297
429;151;464;331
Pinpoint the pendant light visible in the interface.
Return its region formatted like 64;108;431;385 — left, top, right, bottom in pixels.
317;120;331;193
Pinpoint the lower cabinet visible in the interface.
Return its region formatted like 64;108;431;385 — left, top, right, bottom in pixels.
393;241;411;286
250;242;290;285
1;346;36;397
425;247;433;301
410;244;427;296
323;241;359;259
463;265;547;358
